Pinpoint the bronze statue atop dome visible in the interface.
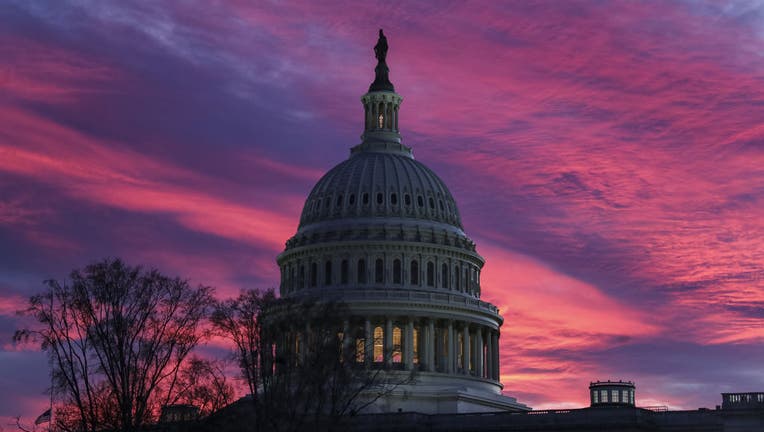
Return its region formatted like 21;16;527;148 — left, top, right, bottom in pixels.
374;29;388;63
369;29;394;92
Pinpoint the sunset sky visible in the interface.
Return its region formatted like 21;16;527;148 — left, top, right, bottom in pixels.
2;0;764;420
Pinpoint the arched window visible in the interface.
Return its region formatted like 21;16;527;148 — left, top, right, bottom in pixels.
404;194;411;206
336;194;343;207
390;193;397;205
393;259;402;284
417;196;424;207
427;262;435;287
310;262;317;287
324;260;332;285
373;326;383;362
341;259;349;284
357;259;367;284
392;326;402;363
410;260;419;285
362;193;369;205
442;263;449;289
355;329;365;363
376;192;383;205
429;197;435;209
299;265;305;288
375;258;384;283
455;266;461;291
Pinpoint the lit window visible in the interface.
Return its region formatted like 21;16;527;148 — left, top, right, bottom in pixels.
392;327;402;363
378;114;384;128
611;390;619;402
593;391;599;404
601;390;608;403
622;390;628;403
355;336;365;363
412;327;420;364
373;326;384;362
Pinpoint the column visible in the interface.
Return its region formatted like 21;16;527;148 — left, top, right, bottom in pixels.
364;318;372;366
493;331;500;381
475;327;484;378
463;323;470;375
486;329;494;380
405;318;414;370
427;319;435;372
384;318;393;368
446;321;454;374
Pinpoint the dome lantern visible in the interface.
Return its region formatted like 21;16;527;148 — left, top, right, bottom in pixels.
355;29;408;156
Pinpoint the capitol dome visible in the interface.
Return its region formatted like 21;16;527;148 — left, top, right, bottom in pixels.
276;30;528;414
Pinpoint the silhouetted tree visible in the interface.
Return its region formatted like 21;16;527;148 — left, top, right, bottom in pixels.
212;290;414;432
15;258;215;432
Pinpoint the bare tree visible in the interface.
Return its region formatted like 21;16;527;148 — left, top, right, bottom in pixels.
212;291;414;432
166;357;234;417
14;258;215;432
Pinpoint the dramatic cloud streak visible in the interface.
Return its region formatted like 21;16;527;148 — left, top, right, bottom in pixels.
1;0;763;419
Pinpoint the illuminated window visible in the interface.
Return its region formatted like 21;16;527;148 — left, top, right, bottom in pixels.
392;326;402;363
355;336;365;363
412;327;420;364
593;391;599;404
622;390;628;403
630;390;634;404
378;114;384;128
601;390;608;403
611;390;619;402
373;326;384;362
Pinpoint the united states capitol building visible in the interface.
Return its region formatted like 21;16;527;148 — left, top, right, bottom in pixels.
275;29;527;414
